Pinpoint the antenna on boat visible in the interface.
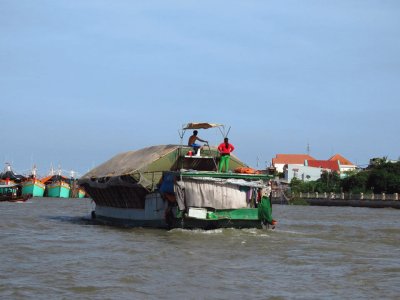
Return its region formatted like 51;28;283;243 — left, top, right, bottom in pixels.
178;123;186;140
217;125;230;138
218;126;224;137
177;124;188;170
225;126;231;138
178;127;185;151
32;164;37;178
49;163;55;176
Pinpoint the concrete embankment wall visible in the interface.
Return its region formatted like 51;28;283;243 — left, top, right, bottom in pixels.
272;192;400;209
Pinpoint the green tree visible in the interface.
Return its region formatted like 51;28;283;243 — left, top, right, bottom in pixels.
366;162;400;193
368;156;388;168
341;171;369;193
289;161;400;194
319;171;341;193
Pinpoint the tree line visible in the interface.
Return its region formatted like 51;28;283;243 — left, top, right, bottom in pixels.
289;159;400;194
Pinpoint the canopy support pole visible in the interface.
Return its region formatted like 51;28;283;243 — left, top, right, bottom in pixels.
204;143;218;171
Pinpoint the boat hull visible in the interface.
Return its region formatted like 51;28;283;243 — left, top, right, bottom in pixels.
0;186;32;202
93;207;265;229
0;195;31;202
93;193;169;227
22;180;45;197
171;218;263;230
93;208;169;228
46;182;71;198
92;194;268;230
77;189;86;198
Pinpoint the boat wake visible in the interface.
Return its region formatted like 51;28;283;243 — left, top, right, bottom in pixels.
168;228;224;235
43;215;95;225
272;229;308;236
168;227;275;238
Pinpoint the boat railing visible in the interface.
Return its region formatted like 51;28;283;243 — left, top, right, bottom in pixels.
274;191;399;201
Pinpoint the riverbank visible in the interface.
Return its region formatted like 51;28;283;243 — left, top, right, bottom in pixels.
273;198;400;208
272;192;400;208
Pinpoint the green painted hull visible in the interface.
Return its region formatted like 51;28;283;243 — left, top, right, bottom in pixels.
172;208;265;230
22;183;45;197
173;218;264;230
93;206;274;230
47;184;70;198
77;189;86;198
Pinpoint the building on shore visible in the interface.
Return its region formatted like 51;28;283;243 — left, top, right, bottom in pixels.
272;154;316;173
273;153;357;182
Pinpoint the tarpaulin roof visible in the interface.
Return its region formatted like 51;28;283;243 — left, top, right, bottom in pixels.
41;175;68;184
0;171;26;182
80;144;180;179
79;144;248;191
183;122;223;130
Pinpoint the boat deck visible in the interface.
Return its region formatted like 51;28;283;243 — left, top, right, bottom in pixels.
177;171;272;180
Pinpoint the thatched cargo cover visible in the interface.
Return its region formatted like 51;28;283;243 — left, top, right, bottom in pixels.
78;144;247;208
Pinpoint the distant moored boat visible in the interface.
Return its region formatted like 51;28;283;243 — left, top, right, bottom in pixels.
42;169;71;198
0;163;30;202
22;178;45;197
22;165;45;197
77;187;86;198
46;180;71;198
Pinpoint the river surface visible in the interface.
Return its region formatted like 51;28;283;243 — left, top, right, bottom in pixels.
1;198;399;299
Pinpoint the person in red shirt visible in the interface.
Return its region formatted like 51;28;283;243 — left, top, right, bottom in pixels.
218;137;235;172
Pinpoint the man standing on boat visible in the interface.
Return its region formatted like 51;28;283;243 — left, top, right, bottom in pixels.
218;137;235;172
188;130;208;155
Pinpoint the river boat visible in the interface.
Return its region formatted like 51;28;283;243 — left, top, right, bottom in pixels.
78;123;277;229
46;180;71;198
69;177;86;198
77;188;86;198
0;183;31;202
22;178;45;197
22;166;45;197
0;163;28;202
69;183;86;198
0;163;26;185
42;173;71;198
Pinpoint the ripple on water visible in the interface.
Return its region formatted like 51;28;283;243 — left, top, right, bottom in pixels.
1;200;400;299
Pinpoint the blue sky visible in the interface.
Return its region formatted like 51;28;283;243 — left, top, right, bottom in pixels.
1;0;399;176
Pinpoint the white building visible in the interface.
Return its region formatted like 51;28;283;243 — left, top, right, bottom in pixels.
284;164;322;182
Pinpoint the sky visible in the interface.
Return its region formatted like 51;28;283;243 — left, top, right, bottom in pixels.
1;0;399;177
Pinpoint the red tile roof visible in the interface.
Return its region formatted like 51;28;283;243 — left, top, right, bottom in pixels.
307;160;340;171
272;154;316;165
328;154;354;165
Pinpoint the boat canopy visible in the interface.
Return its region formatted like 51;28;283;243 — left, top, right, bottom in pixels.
0;184;18;188
183;122;223;130
79;144;247;191
41;175;68;184
0;170;26;182
80;145;180;179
